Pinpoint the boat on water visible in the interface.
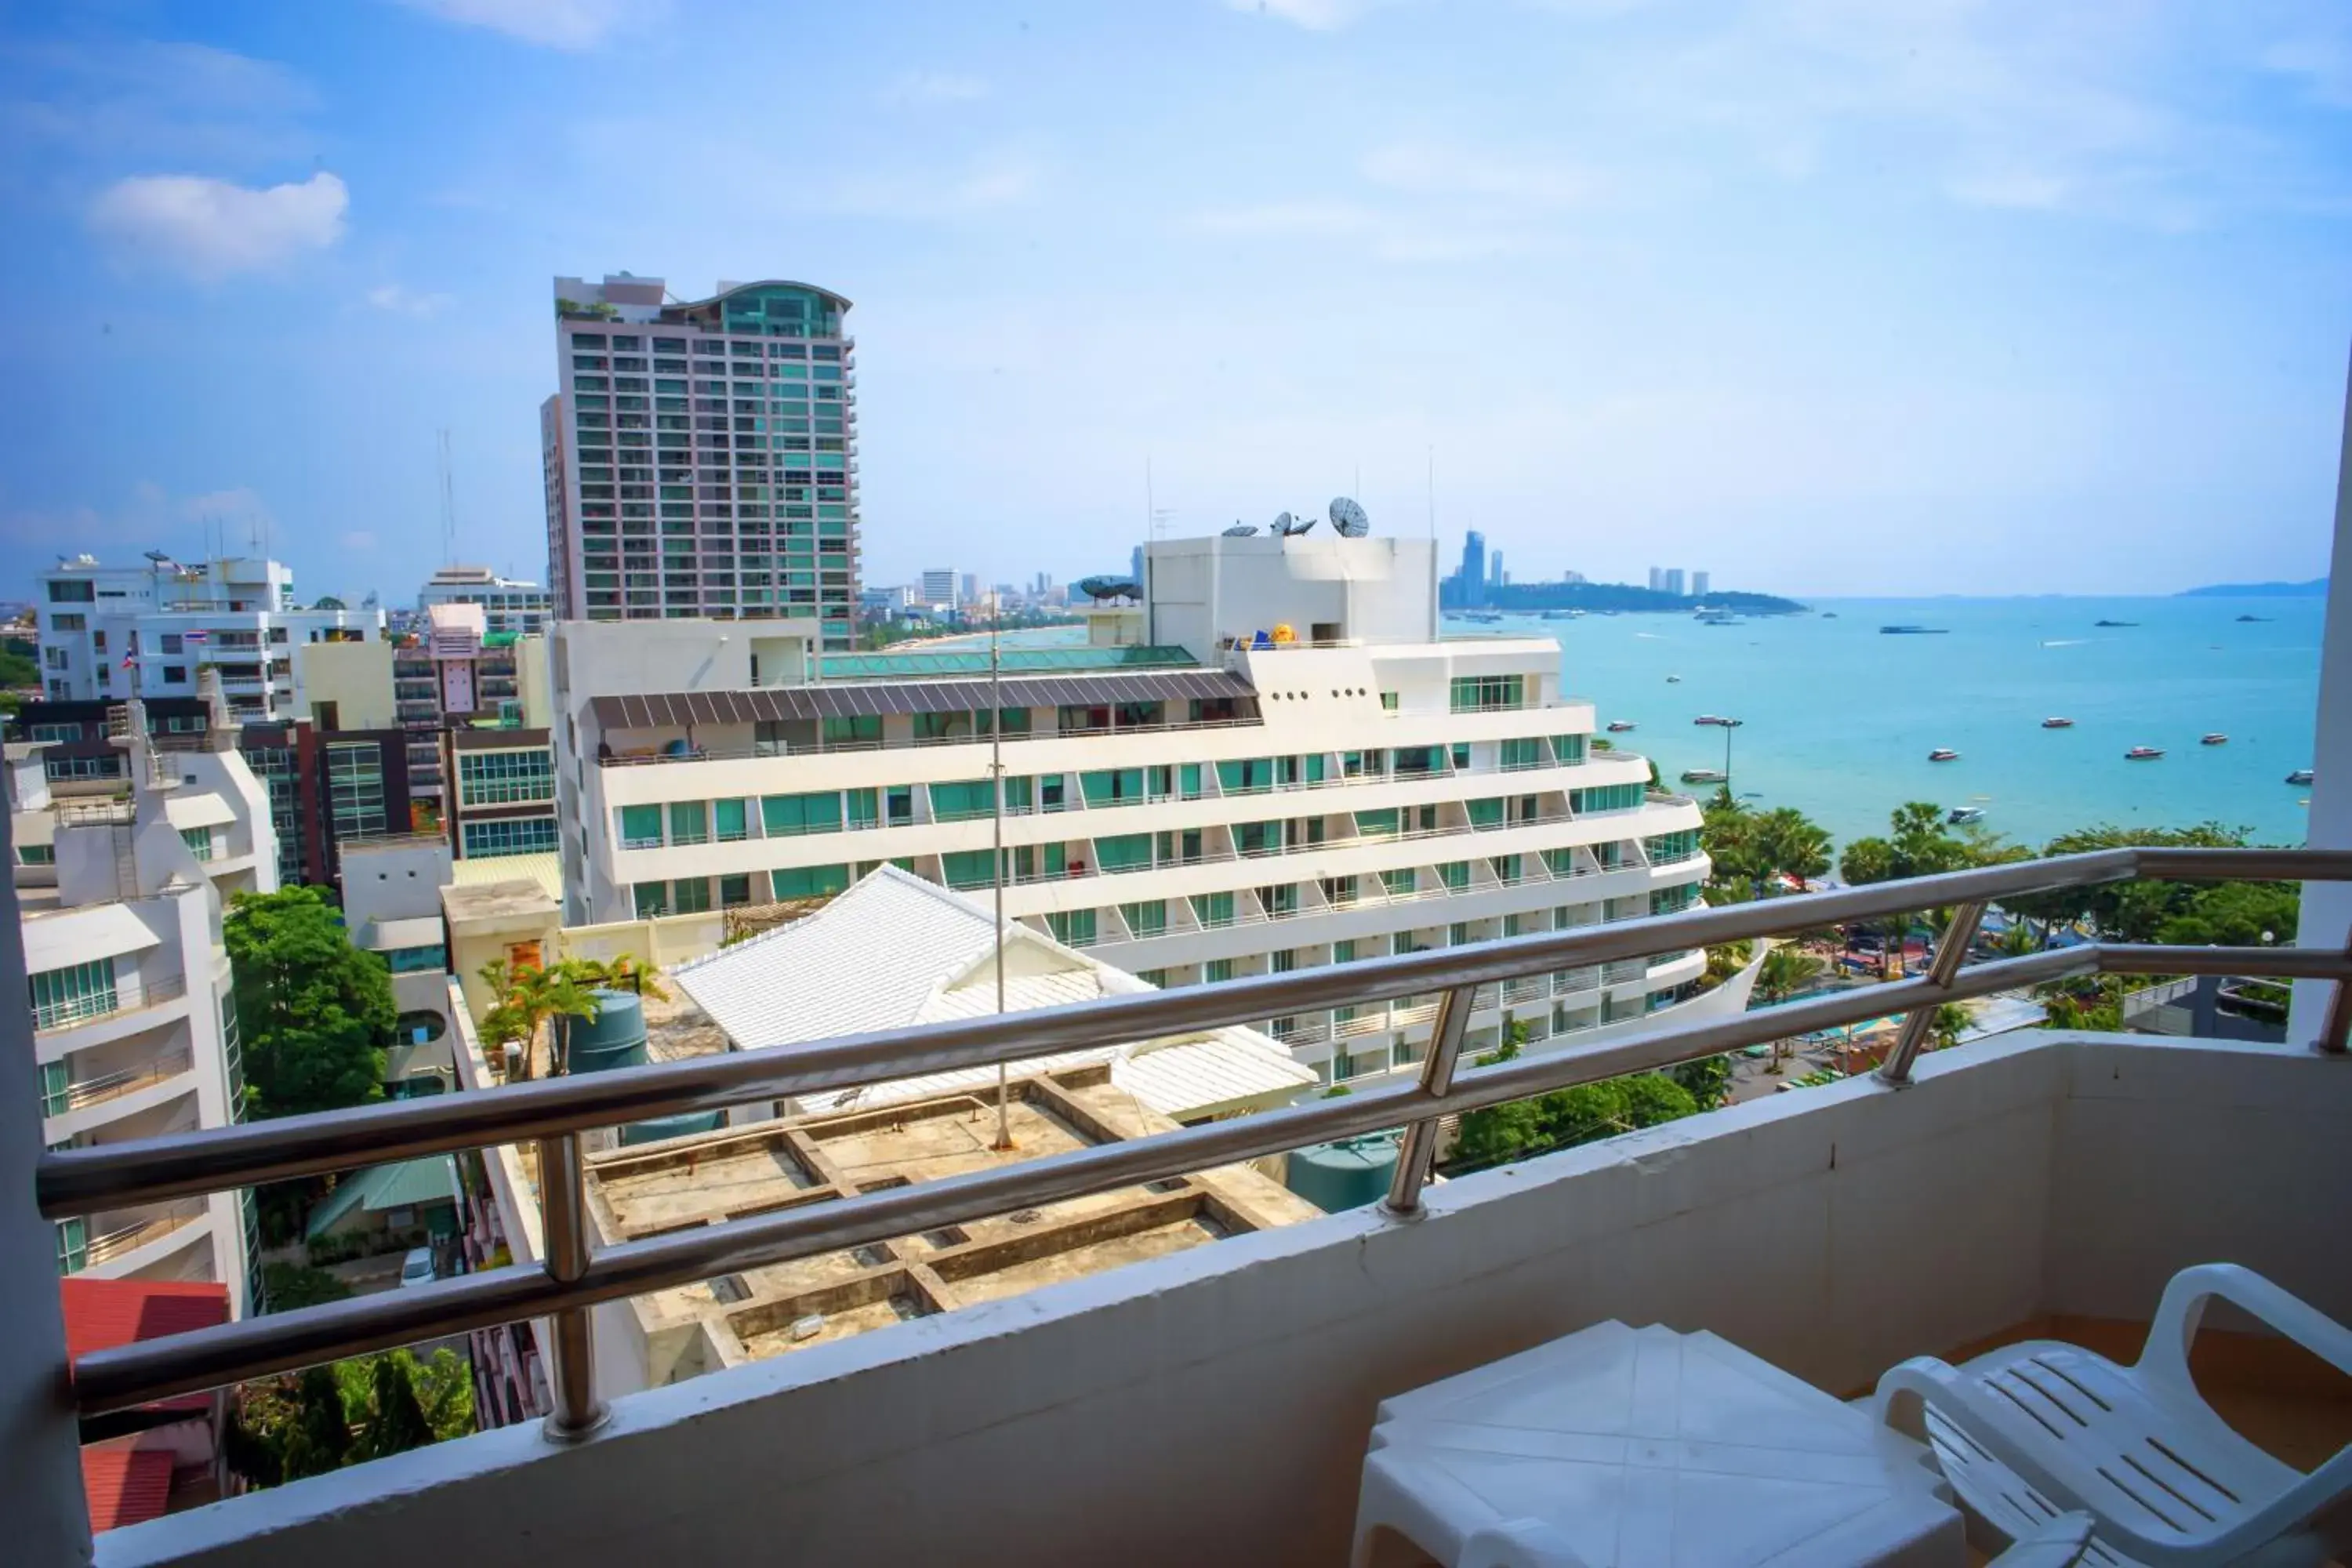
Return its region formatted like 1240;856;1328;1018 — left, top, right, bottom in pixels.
2288;768;2315;786
1948;807;1986;826
2094;619;2139;628
2041;717;2075;729
1929;748;1960;762
1680;768;1728;785
1461;611;1504;624
1693;714;1729;726
2125;746;2165;760
1606;720;1636;733
2201;733;2227;746
1821;612;1838;619
2237;614;2272;623
1665;674;1682;684
1881;625;1949;635
1694;608;1742;626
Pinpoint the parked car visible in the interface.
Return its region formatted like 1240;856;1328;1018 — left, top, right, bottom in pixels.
397;1247;437;1289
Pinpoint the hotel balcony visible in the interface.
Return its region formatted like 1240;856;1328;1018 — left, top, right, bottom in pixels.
16;846;2352;1565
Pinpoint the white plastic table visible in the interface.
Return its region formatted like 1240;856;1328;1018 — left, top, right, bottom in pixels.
1352;1321;1966;1568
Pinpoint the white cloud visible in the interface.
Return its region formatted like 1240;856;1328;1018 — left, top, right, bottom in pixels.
883;71;989;107
2;40;318;168
341;531;379;553
393;0;655;49
89;170;348;279
2263;36;2352;109
368;283;454;318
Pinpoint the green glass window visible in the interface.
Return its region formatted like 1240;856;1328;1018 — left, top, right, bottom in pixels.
761;792;842;837
1155;829;1203;865
1191;891;1236;928
1552;735;1586;765
913;710;973;741
1096;833;1152;872
942;850;1000;891
1045;909;1098;947
846;788;878;828
668;801;710;846
929;779;996;822
1334;938;1357;964
1081;768;1145;807
822;715;881;746
771;864;851;899
1465;798;1504;829
1233;821;1280;856
720;873;753;906
29;959;116;1031
633;883;668;918
1653;884;1698;916
886;786;913;825
1450;674;1525;713
1217;758;1276;794
1393;746;1444;776
619;804;663;849
714;799;749;842
1356;808;1399;838
1500;738;1546;771
1494;854;1524;884
1543;848;1577;877
1570;783;1643;814
1178;763;1203;798
1380;691;1399;712
977;707;1032;735
1120;900;1167;938
1205;958;1235;983
1439;861;1472;891
179;826;216;861
1259;884;1299;916
1382;867;1416;896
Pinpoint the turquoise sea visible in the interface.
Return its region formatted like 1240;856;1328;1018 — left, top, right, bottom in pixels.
1446;597;2325;852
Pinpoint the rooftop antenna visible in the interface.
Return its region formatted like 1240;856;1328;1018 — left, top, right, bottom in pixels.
438;428;458;565
989;601;1014;1152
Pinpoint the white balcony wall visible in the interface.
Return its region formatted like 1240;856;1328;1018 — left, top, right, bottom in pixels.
98;1032;2352;1568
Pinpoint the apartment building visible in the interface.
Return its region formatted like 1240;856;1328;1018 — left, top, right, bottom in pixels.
10;685;272;1316
35;555;385;721
418;566;552;637
543;274;862;648
549;532;1726;1086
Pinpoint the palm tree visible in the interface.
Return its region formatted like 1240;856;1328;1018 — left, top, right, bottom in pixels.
1755;807;1832;891
1754;946;1825;1073
1929;1002;1972;1052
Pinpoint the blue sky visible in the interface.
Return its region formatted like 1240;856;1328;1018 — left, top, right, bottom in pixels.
1;0;2348;603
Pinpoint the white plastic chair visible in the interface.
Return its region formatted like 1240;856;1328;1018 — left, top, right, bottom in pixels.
1875;1264;2352;1567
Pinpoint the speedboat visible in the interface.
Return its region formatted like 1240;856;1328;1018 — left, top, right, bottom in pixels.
1680;768;1728;785
1693;714;1730;726
1606;720;1636;733
1948;807;1985;826
2041;717;2074;729
2201;733;2227;746
2094;619;2139;628
2287;768;2315;786
1665;674;1682;684
1929;748;1960;762
2125;746;2165;760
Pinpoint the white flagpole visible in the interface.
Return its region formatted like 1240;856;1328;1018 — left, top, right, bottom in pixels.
990;597;1014;1150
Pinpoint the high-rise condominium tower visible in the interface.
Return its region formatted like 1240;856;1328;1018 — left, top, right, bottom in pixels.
544;274;862;649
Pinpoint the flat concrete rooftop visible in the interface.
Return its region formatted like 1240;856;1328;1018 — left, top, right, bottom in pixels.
583;1062;1320;1372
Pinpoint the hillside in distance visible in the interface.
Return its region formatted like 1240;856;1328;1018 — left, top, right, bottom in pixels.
1474;581;1809;615
2178;577;2327;597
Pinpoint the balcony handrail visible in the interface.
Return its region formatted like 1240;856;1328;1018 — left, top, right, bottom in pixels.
33;973;191;1036
51;1046;198;1114
33;845;2352;1421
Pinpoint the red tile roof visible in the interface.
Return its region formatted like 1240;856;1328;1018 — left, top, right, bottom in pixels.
60;1278;230;1413
82;1446;175;1534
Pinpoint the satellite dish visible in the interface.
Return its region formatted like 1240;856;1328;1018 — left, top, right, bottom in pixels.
1272;510;1292;533
1272;511;1316;537
1222;523;1258;537
1076;575;1142;603
1330;496;1370;537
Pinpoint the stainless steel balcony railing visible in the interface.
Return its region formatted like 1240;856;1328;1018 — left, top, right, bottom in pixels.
32;847;2352;1439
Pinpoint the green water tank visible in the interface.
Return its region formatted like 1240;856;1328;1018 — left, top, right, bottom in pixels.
619;1109;725;1147
1286;1132;1402;1212
566;989;647;1075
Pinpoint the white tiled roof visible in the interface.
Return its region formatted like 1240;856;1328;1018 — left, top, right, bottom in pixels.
673;866;1315;1121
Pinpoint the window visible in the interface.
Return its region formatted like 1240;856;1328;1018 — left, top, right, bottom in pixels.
1382;867;1416;896
633;882;669;918
771;864;850;898
1356;808;1399;838
325;742;387;840
1334;938;1357;963
461;818;559;858
1570;783;1644;814
1096;833;1152;872
672;877;713;914
1439;861;1472;891
942;850;1003;891
1081;768;1145;807
1120;900;1167;937
46;579;94;603
822;714;880;747
1552;734;1586;765
619;804;665;849
1205;958;1235;983
846;788;878;829
1045;909;1098;947
162;666;187;684
1217;757;1276;794
1260;884;1299;916
50;613;85;631
1645;829;1699;865
458;750;555;807
1380;691;1399;712
1450;674;1526;713
668;801;710;846
179;826;216;861
29;959;117;1029
19;844;54;866
1466;797;1505;829
720;873;753;906
929;779;1000;822
761;791;842;836
1190;891;1236;928
384;944;448;974
714;798;748;842
886;785;913;826
1500;738;1546;771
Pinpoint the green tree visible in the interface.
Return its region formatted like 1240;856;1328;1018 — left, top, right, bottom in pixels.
1753;806;1834;891
1930;1002;1972;1051
2154;880;2299;948
225;887;393;1117
1999;822;2251;942
281;1366;350;1481
1671;1054;1733;1110
260;1261;353;1312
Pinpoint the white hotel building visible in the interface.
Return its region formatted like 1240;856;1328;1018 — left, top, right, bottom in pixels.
552;533;1722;1084
9;686;274;1313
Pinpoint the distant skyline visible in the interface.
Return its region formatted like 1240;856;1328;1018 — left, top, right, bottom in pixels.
2;1;2349;604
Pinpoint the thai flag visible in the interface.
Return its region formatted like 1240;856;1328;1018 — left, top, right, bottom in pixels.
183;628;209;644
121;630;137;670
